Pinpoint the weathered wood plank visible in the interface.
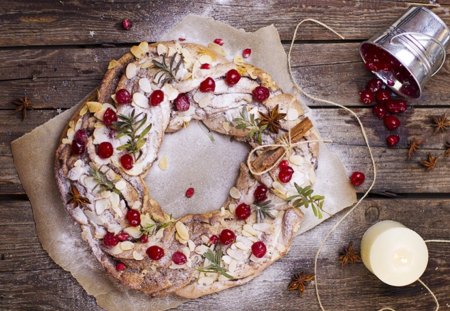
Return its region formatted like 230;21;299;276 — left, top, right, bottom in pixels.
1;43;449;111
0;0;449;46
0;199;448;310
1;108;449;195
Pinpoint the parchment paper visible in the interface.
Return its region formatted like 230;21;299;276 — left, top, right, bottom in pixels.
11;15;356;311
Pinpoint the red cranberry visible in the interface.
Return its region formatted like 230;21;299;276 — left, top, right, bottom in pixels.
252;86;270;102
219;229;236;245
115;262;126;271
120;154;134;170
140;234;148;243
146;245;164;260
359;89;374;105
235;203;251;220
200;63;210;70
126;209;141;226
383;115;401;131
115;89;132;105
199;77;215;92
116;231;129;242
366;78;384;93
375;89;391;104
103;232;119;247
386;134;400;147
103;108;117;127
174;93;190;111
71;129;88;155
251;241;267;258
385;99;407;114
71;140;86;155
150;90;164;106
213;38;224;46
254;184;268;202
185;187;194;198
97;142;114;159
225;69;241;86
372;103;387;119
209;234;219;245
121;19;133;30
278;166;294;183
172;251;187;265
242;48;252;58
350;172;365;187
279;160;289;168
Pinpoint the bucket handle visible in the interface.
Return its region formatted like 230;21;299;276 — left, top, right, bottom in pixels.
390;32;447;77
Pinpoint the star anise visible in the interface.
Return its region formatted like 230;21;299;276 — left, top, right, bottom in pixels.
288;272;315;296
420;153;439;171
67;184;91;208
431;113;449;133
258;104;287;134
338;241;361;266
407;138;421;160
13;97;33;120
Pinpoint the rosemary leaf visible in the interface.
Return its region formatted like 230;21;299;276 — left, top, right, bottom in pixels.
252;200;275;223
287;183;325;219
198;249;234;279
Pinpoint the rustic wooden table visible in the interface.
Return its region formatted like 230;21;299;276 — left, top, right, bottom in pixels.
0;1;449;310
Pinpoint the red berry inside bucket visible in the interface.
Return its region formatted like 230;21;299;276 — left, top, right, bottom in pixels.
386;99;407;114
375;89;391;104
366;78;384;93
373;103;387;119
359;89;374;105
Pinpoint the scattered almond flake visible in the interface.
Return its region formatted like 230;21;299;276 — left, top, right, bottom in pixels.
176;233;188;245
167;46;177;57
287;108;300;121
188;240;196;252
198;93;213;108
132;92;149;108
138;41;149;53
126;63;138;79
86;101;102;113
236;236;253;248
133;250;144;260
198;55;213;64
114;179;127;191
228;203;237;214
195;244;209;255
243;224;258;236
140;60;153;69
95;198;110;215
289;154;304;166
222;121;231;132
130;45;145;59
229;260;238;273
139;78;152;93
132;201;142;210
81;227;90;240
227;248;247;261
175;221;190;241
272;181;285;192
234;55;245;66
157;43;168;55
124;226;142;239
253;223;272;233
235;242;250;251
201;235;210;244
158;155;169;170
250;254;266;263
155;227;165;239
207;42;226;57
109;245;123;255
79;105;88;116
120;241;134;251
108;59;120;69
94;228;106;239
229;187;241;199
109;192;120;209
181;246;190;257
222;255;232;265
272;188;288;201
162;83;179;100
220;206;226;216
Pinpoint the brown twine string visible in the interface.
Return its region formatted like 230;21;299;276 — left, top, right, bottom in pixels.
287;18;449;311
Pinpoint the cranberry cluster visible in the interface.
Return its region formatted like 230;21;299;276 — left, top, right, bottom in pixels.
359;77;409;147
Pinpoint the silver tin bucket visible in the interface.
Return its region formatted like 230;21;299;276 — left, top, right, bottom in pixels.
360;7;450;98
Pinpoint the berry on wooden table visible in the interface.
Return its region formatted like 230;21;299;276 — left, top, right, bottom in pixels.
386;134;400;147
350;172;365;187
383;115;401;131
359;89;374;105
121;19;133;30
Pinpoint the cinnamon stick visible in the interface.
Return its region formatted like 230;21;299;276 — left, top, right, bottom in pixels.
251;117;313;174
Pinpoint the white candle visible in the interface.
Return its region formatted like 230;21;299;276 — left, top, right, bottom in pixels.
360;220;428;286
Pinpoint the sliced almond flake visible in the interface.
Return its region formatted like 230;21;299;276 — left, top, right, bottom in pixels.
157;43;168;55
109;192;120;209
195;244;209;255
229;260;237;273
243;224;258;236
108;59;120;69
229;187;241;199
227;248;247;261
139;78;152;93
201;235;210;244
126;63;138;79
140;213;154;227
222;255;232;265
95;198;110;215
176;233;188;245
140;60;153;69
207;43;226;57
272;181;286;194
131;45;145;59
162;84;179;100
138;41;149;53
158;155;169;170
181;246;190;257
124;226;142;239
287;108;300;121
86;101;102;113
81;226;90;240
228;203;237;214
236;236;253;248
175;221;189;241
222;121;231;132
253;223;272;233
132;201;142;211
120;241;134;251
187;240;196;252
79;105;88;116
62;138;70;144
133;250;144;260
109;245;123;255
220;206;226;216
235;242;250;251
198;55;213;64
198;93;212;108
94;228;106;239
289;154;304;166
132;92;149;108
115;179;127;191
155;228;165;240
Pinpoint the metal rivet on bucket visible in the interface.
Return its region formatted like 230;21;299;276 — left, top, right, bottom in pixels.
360;7;450;98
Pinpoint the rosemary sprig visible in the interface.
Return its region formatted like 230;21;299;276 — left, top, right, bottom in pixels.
114;109;152;160
89;166;121;195
141;221;172;236
287;183;325;219
252;200;275;223
198;249;234;279
152;52;183;86
233;107;267;144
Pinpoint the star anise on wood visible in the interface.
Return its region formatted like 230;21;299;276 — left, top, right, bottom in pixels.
67;184;91;208
420;153;439;171
258;104;287;134
407;138;421;160
338;241;361;266
13;97;33;120
431;113;449;133
288;272;315;296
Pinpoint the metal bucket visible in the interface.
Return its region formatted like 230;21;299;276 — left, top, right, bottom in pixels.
360;7;450;98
